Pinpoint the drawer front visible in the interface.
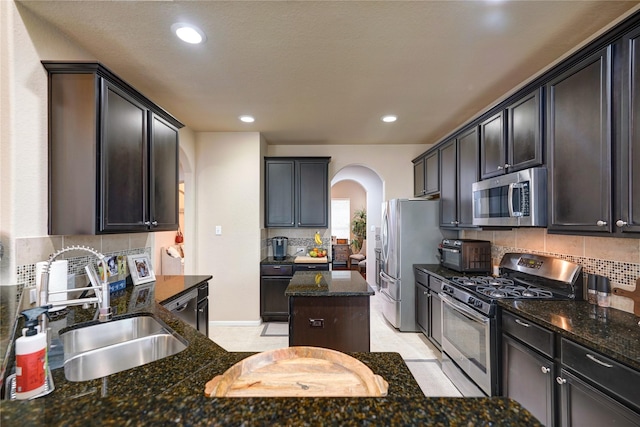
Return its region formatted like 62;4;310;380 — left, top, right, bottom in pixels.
501;311;554;358
415;268;428;286
429;276;443;293
293;263;329;272
561;338;640;412
261;264;293;276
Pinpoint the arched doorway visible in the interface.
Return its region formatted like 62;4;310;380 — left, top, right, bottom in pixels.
331;165;384;287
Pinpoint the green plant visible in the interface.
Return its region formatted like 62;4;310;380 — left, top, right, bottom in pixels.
351;208;367;252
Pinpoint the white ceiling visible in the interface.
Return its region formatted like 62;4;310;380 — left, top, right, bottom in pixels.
17;1;640;146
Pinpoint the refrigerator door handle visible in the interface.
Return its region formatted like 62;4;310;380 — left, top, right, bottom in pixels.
379;270;398;283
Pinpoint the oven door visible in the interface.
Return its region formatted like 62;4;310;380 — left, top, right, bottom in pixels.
440;293;493;396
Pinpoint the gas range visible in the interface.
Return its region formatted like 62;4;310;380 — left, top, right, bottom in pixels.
439;252;583;397
440;253;584;316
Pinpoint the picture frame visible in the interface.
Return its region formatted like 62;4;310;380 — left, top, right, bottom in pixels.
127;254;156;285
128;282;154;311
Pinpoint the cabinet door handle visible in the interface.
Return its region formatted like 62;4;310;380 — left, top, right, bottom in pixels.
556;377;566;385
144;221;151;226
504;163;511;169
596;220;607;227
515;318;531;327
541;366;550;374
586;354;613;368
616;219;628;227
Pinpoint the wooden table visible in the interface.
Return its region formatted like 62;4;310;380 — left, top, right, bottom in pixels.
285;271;374;352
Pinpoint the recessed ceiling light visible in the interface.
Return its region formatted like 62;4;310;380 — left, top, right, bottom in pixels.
171;23;206;44
239;115;255;123
381;115;397;123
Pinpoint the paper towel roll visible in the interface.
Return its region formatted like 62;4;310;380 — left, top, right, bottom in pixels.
36;260;68;311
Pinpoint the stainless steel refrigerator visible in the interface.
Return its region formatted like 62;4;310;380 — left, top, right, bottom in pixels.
380;199;443;331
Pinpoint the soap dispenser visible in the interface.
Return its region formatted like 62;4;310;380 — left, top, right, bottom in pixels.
15;306;50;400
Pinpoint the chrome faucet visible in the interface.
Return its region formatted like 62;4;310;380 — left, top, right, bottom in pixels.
40;245;112;322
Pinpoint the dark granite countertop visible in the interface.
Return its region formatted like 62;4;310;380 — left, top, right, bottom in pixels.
500;300;640;371
0;275;541;426
260;256;296;265
153;274;212;305
414;263;464;280
285;271;374;297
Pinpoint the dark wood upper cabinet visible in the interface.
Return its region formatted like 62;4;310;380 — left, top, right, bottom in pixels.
413;151;439;197
507;89;544;172
265;157;330;228
618;26;640;234
44;61;183;235
547;47;612;233
480;111;506;179
439;127;479;229
480;89;543;180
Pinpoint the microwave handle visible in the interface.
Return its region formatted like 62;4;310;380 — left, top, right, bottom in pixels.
508;183;516;217
441;247;460;254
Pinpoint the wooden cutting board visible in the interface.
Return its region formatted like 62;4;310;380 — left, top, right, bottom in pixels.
294;256;328;263
204;346;388;397
612;278;640;316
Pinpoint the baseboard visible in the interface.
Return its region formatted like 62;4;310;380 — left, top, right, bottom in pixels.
209;320;263;327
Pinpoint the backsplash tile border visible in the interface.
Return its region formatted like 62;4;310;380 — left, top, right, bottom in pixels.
14;247;151;303
493;245;640;314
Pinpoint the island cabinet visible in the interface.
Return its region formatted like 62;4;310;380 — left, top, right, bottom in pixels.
501;310;640;427
264;157;331;228
439;126;479;229
413;150;439;198
44;61;183;235
480;89;543;179
285;271;374;353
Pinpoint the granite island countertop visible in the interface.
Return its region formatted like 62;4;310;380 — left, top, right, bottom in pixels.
0;275;541;426
285;270;374;297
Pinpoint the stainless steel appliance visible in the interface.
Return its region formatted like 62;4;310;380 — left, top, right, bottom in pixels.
440;239;491;273
439;253;583;396
163;283;209;336
272;236;288;260
471;167;547;227
380;199;443;331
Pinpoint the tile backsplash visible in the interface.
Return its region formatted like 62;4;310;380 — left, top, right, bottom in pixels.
463;229;640;315
13;234;152;302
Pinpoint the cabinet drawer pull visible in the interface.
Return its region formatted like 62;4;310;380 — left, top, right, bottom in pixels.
515;318;531;327
586;353;613;368
541;366;550;374
556;377;566;385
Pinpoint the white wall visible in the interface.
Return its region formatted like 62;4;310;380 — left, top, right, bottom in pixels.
0;2;94;284
194;132;263;324
267;144;431;201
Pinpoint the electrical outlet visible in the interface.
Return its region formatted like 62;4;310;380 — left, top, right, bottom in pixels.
296;247;306;253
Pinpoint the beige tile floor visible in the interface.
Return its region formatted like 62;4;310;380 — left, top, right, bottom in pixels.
208;292;462;397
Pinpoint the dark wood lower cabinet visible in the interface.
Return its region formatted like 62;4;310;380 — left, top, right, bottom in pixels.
559;369;640;427
288;296;370;352
502;334;555;427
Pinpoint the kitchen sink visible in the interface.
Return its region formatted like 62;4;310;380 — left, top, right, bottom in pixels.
60;314;187;382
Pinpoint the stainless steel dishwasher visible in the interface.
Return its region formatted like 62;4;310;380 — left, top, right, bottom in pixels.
162;283;209;336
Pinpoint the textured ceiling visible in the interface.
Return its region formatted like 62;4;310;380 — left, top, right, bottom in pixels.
17;1;640;145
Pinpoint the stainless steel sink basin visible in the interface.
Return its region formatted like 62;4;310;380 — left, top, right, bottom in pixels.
60;314;187;382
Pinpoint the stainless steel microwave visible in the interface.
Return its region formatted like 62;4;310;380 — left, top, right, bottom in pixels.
471;167;547;227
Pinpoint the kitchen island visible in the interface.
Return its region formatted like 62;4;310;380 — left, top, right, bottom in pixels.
286;270;374;352
0;279;542;426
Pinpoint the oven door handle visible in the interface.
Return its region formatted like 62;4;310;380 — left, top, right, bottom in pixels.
441;247;460;254
440;293;489;324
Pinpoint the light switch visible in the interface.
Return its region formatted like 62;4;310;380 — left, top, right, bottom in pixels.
215;225;222;235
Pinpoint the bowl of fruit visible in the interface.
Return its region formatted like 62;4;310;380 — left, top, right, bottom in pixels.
308;247;328;258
